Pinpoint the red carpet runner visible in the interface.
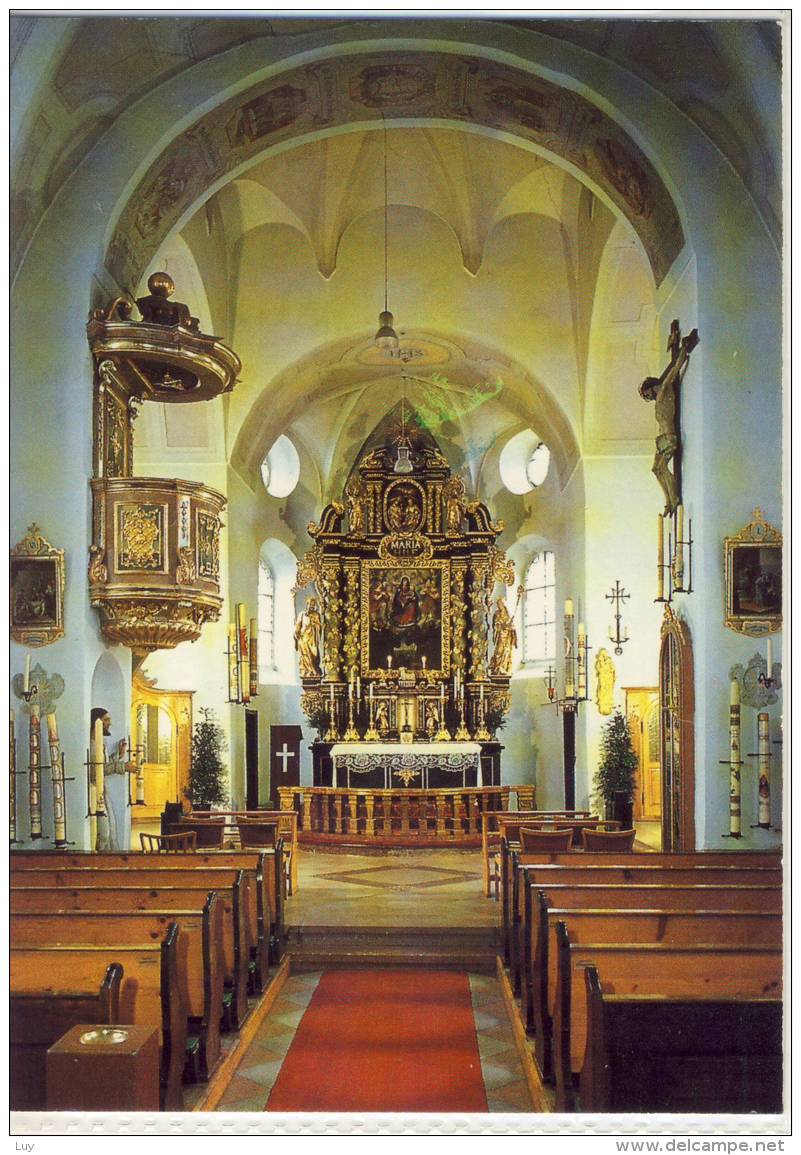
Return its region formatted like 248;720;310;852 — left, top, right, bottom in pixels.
266;969;488;1112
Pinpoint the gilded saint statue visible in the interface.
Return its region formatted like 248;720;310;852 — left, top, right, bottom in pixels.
639;320;699;516
490;597;517;675
444;475;467;535
294;597;322;678
346;476;368;534
595;648;616;715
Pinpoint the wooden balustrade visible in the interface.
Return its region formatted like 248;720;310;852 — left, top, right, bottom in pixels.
277;785;534;845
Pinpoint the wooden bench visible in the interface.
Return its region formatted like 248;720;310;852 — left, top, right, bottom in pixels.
11;847;286;972
519;878;784;1046
581;969;783;1114
553;932;782;1111
530;898;782;1081
502;847;783;970
11;897;225;1081
506;857;783;995
11;873;252;1031
10;962;122;1110
480;811;574;897
10;924;186;1110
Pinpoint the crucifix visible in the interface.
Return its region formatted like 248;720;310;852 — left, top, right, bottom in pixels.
638;319;699;516
270;724;302;790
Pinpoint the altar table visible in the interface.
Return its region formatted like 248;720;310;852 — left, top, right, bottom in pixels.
329;741;482;789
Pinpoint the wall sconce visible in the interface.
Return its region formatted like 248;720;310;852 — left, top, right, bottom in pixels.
605;580;630;655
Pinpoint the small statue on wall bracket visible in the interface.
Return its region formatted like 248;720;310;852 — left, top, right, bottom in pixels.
639;320;699;516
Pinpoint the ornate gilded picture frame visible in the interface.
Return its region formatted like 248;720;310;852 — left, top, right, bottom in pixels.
724;508;782;636
361;556;451;676
10;524;66;646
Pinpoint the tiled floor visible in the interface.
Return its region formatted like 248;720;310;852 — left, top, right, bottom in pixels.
288;846;496;928
214;969;533;1113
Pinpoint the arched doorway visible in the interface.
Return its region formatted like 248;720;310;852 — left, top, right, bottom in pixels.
659;607;695;850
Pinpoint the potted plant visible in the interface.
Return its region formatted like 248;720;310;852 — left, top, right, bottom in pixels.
186;707;229;810
594;709;638;828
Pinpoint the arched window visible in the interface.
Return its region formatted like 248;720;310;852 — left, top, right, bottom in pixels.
522;550;555;663
258;560;275;673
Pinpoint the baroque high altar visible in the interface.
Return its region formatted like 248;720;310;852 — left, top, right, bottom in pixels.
294;409;517;787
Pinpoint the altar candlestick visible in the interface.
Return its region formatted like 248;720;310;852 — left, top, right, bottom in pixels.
357;676;361;699
329;683;335;707
388;655;392;670
422;657;427;671
479;683;484;705
370;682;374;701
757;712;771;829
23;654;30;693
729;678;741;837
29;707;43;839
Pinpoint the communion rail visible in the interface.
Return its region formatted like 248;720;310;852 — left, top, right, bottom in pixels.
277;785;535;846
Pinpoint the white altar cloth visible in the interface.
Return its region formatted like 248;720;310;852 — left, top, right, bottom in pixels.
330;741;483;788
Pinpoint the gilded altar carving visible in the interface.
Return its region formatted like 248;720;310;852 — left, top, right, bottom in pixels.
296;403;512;738
320;562;343;681
117;503;165;571
94;595;221;651
342;561;361;674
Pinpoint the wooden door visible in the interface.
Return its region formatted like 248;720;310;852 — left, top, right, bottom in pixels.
131;674;193;819
626;688;661;820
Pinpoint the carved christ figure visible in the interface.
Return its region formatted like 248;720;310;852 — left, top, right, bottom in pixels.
639;320;699;516
490;597;517;675
346;477;367;534
294;597;323;678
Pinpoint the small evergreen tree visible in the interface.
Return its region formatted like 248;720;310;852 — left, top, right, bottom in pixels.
186;707;229;810
594;709;638;815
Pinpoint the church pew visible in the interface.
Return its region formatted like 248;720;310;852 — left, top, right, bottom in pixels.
10;923;186;1110
519;878;784;1044
530;898;782;1081
10;961;122;1110
11;874;252;1032
498;843;781;952
11;847;285;974
506;857;782;994
552;930;782;1111
11;897;225;1081
502;846;782;970
580;967;783;1114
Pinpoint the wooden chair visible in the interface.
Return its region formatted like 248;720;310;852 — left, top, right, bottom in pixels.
581;826;636;852
140;831;197;853
237;821;292;897
177;819;225;848
520;827;574;852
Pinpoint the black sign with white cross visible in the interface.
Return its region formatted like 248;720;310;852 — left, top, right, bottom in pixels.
270;724;302;789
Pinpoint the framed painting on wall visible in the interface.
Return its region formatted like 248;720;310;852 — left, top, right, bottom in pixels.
724;509;782;637
10;524;65;646
361;558;451;675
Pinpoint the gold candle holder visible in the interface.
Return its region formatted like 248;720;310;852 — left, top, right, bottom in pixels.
343;694;360;741
454;694;471;741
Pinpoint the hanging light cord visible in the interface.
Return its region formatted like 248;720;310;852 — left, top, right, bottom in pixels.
383;113;389;315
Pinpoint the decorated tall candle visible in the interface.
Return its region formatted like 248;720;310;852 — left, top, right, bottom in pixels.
9;710;16;844
729;678;741;837
228;624;240;702
757;712;771;829
577;623;587;698
657;515;665;600
249;618;259;698
47;713;67;846
237;604;250;703
93;717;105;810
23;653;30;694
29;706;43;839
